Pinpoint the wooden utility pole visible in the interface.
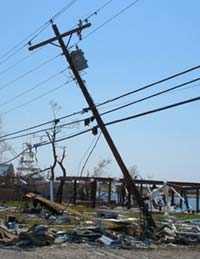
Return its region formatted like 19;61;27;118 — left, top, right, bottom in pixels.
29;22;156;228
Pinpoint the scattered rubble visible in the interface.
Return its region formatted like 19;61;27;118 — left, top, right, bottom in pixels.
0;193;200;250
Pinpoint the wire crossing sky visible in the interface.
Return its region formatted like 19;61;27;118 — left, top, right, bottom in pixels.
0;0;200;182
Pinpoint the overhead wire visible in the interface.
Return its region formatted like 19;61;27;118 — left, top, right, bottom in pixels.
0;108;85;140
170;81;200;93
0;51;37;78
0;147;30;164
100;77;200;117
84;0;140;39
37;128;92;147
95;65;200;108
83;0;113;22
75;134;102;175
0;128;91;164
50;0;78;23
105;95;200;127
2;78;74;116
0;117;86;142
70;0;140;48
0;54;61;92
0;45;29;67
80;132;102;177
0;68;67;107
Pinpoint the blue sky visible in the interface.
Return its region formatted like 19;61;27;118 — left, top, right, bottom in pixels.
0;0;200;181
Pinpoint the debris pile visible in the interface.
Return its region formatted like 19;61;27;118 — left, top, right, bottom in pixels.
0;193;200;249
19;225;54;246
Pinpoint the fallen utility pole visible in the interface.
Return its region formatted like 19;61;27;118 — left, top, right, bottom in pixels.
29;22;156;228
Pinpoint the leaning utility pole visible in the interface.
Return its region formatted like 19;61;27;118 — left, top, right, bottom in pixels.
29;22;156;228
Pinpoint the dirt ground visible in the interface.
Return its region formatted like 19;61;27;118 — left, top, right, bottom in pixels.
0;244;199;259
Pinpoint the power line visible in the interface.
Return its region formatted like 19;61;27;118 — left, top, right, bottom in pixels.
95;65;200;108
38;128;92;147
0;45;28;67
0;147;29;164
0;52;37;78
2;79;72;116
83;0;113;22
0;54;61;92
100;77;200;117
76;133;101;175
0;108;84;141
80;133;102;177
171;82;200;93
85;0;140;39
50;0;78;23
105;95;200;127
0;128;91;164
1;117;86;142
70;0;140;48
0;68;67;107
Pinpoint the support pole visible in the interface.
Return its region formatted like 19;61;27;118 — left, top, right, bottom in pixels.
91;180;97;208
29;23;156;228
171;190;174;206
183;191;190;211
108;181;112;204
50;179;54;202
180;190;183;209
196;188;199;212
51;24;155;227
73;180;77;204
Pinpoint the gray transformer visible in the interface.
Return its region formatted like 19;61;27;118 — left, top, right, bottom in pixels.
70;49;88;71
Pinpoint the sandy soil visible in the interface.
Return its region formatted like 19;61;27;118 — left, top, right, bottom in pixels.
0;244;200;259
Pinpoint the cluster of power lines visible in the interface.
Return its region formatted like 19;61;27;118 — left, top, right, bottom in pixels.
1;63;200;155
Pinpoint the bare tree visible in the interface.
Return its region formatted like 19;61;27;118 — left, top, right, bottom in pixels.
90;159;111;178
45;101;64;180
46;123;58;182
56;147;67;203
128;165;140;179
45;124;67;203
43;101;68;203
